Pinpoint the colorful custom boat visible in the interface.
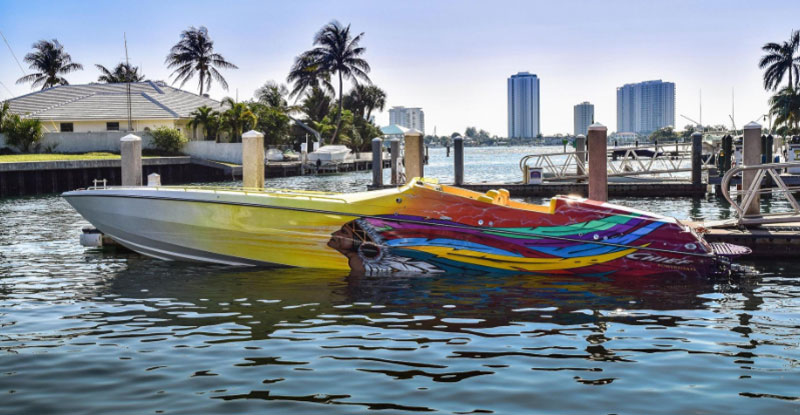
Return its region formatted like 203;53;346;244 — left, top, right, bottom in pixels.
62;178;749;277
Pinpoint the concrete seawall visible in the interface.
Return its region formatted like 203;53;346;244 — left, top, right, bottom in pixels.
0;157;229;197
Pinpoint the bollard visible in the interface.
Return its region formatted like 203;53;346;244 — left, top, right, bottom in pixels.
120;133;142;186
575;134;586;178
242;130;265;189
404;129;424;183
691;132;702;185
587;124;608;202
635;139;639;147
742;122;762;216
371;137;383;187
446;145;450;157
147;173;161;187
390;138;400;185
454;136;464;186
425;145;429;165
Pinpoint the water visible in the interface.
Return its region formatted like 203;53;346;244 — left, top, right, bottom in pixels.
2;146;799;414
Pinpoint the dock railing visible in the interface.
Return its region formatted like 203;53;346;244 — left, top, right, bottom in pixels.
721;161;800;225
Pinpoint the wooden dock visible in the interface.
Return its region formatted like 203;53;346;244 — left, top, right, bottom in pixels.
700;222;800;257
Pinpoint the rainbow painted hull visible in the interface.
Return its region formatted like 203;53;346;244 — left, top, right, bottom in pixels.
63;178;742;277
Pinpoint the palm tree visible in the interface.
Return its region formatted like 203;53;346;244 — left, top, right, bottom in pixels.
165;26;238;95
759;30;800;91
769;87;800;133
95;63;145;83
301;87;333;123
287;55;334;100
188;106;221;141
291;21;370;143
221;97;256;141
16;39;83;90
345;84;386;120
255;81;290;110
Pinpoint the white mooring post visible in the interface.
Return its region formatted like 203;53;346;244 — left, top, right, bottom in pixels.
742;122;763;216
390;138;400;185
120;133;142;186
404;129;424;183
242;130;265;189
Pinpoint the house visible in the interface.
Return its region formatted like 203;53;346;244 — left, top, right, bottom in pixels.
5;81;222;138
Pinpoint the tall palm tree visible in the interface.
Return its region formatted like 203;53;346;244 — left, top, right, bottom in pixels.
287;55;334;100
95;62;145;83
291;21;370;143
769;87;800;133
165;26;238;95
221;97;256;141
16;39;83;90
188;106;221;141
759;30;800;91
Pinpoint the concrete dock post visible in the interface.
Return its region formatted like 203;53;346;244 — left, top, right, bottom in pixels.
691;132;702;185
587;124;608;202
575;134;586;177
404;129;424;183
120;133;142;186
390;138;400;185
371;137;383;187
454;135;464;186
242;130;265;189
742;122;763;216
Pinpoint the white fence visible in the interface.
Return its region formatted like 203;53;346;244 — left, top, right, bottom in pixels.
183;141;243;164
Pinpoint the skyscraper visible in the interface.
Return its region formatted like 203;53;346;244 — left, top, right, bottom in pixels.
616;80;675;135
388;106;425;133
573;101;594;136
507;72;540;138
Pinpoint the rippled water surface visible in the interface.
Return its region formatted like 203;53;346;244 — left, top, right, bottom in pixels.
2;146;800;414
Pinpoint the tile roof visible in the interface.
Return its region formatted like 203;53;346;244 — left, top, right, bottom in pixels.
5;81;222;121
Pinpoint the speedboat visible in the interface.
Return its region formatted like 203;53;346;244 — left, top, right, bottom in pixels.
308;145;351;163
62;178;749;277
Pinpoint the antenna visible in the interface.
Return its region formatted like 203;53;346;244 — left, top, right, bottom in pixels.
731;88;735;131
124;33;133;132
699;89;702;127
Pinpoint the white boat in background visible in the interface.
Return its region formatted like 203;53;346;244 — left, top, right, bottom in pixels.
308;145;351;163
283;149;300;161
266;148;284;162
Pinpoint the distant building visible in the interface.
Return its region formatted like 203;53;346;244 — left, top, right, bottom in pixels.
573;101;594;136
616;80;675;135
388;106;425;133
4;81;221;138
507;72;540;138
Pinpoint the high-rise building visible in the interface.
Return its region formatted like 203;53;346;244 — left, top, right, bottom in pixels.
616;80;675;135
507;72;540;138
573;101;594;136
388;106;425;133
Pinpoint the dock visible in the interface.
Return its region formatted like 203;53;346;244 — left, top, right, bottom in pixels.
699;222;800;257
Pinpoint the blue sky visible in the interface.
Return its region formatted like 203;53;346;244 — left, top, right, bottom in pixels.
1;0;798;136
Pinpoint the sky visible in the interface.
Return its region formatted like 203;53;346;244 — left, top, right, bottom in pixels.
1;0;799;136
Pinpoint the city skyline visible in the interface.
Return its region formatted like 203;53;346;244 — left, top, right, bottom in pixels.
616;80;676;135
574;101;594;136
0;1;797;136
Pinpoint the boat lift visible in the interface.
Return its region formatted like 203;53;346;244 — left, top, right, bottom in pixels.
519;142;716;181
720;161;800;225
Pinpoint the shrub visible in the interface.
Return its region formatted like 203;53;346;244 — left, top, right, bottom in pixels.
149;127;187;153
1;114;44;153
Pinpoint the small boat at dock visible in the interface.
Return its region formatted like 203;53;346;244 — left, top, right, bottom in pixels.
63;178;749;277
308;145;351;163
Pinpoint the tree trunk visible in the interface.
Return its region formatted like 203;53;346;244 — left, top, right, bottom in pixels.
331;72;343;144
199;71;205;96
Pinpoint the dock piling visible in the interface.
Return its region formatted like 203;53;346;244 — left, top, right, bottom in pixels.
390;138;400;185
575;134;586;178
120;133;142;186
587;124;608;202
454;135;464;186
242;130;265;189
404;129;424;183
743;122;763;216
371;137;383;187
691;132;702;185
